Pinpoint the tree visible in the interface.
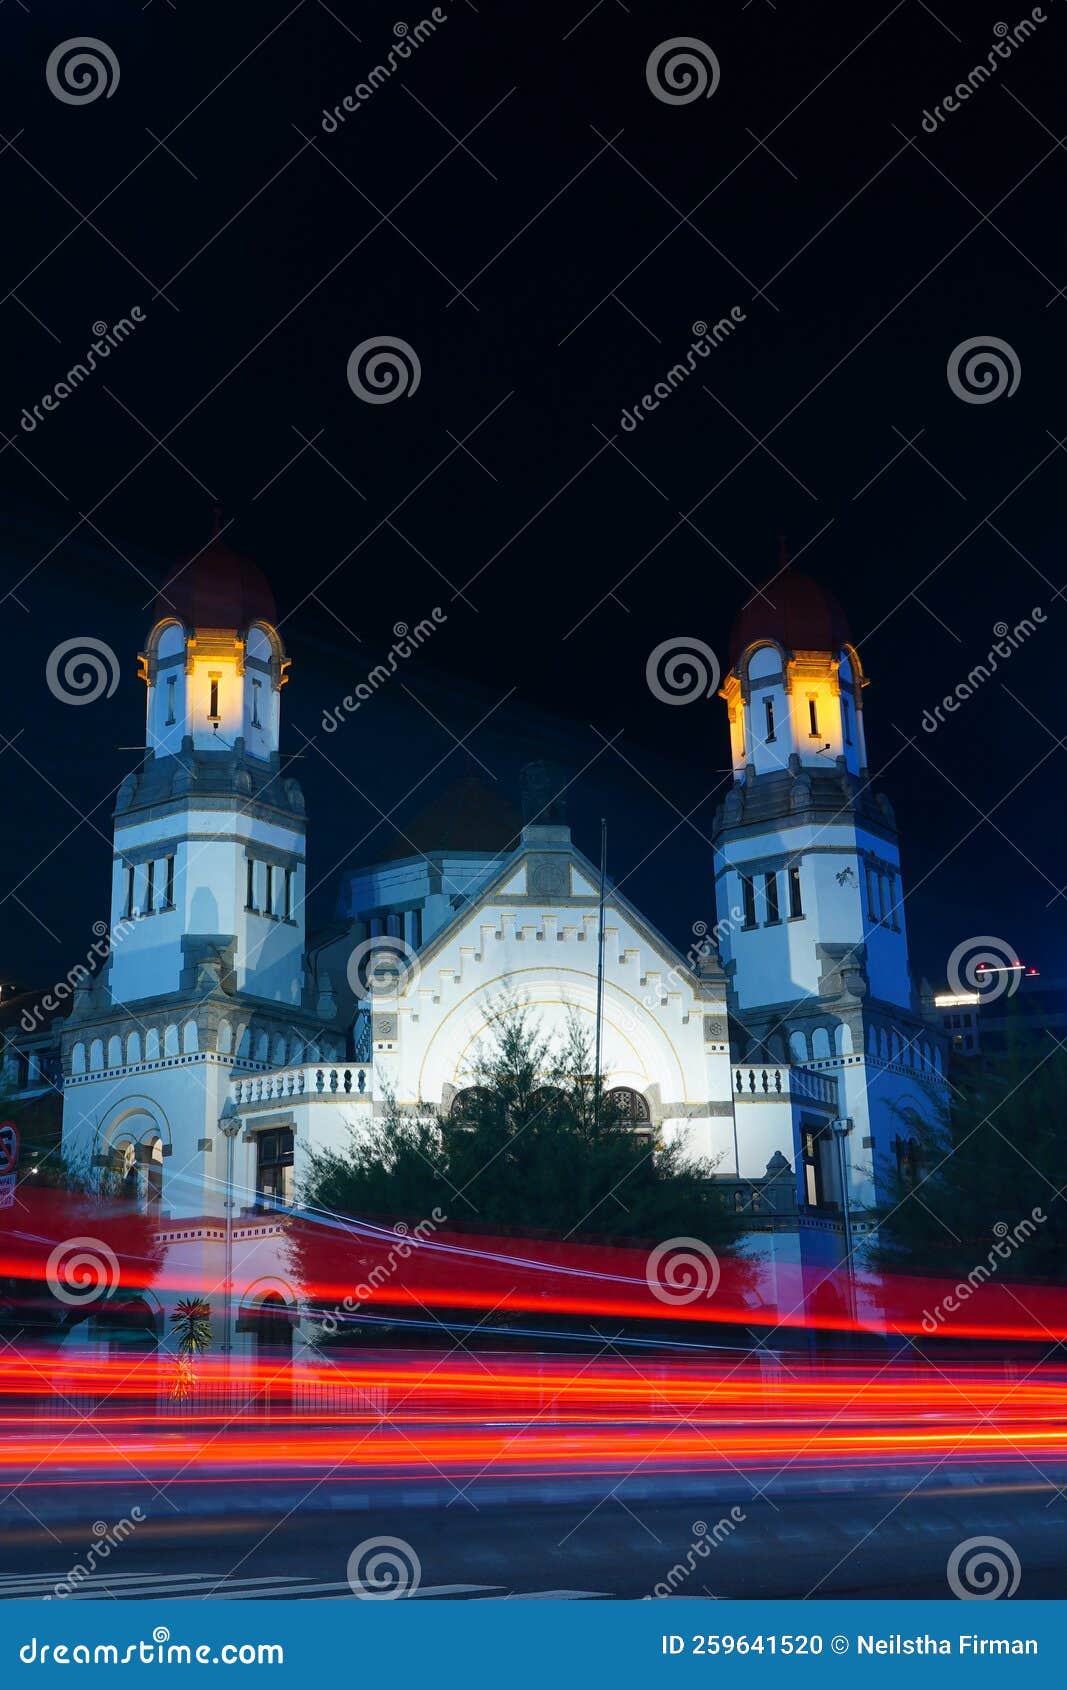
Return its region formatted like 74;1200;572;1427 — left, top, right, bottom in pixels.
300;999;736;1245
289;999;749;1345
170;1298;212;1400
871;1024;1067;1285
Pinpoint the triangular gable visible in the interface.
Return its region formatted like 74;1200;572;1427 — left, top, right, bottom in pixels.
408;841;723;1000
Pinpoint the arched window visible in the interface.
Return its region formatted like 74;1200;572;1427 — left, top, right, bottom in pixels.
89;1038;104;1071
143;1138;163;1215
145;1028;160;1061
449;1086;494;1124
834;1023;854;1056
107;1035;122;1068
71;1042;86;1076
217;1020;233;1055
605;1087;651;1123
789;1030;809;1064
272;1034;287;1067
164;1025;179;1058
811;1027;831;1061
126;1032;142;1066
114;1142;137;1205
529;1085;565;1122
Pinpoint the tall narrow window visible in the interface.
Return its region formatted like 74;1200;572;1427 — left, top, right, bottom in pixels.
411;907;423;948
764;871;780;924
255;1128;294;1208
741;873;756;928
144;859;155;914
788;863;803;919
208;675;220;722
763;697;776;742
842;699;852;744
246;857;256;911
165;675;176;726
164;855;175;909
264;863;274;917
251;679;262;728
802;1127;826;1209
124;863;134;920
283;867;293;921
867;867;881;923
807;697;819;736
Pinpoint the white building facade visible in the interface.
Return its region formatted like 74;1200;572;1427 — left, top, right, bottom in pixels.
46;549;944;1349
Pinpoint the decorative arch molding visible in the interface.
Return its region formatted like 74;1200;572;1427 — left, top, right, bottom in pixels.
736;638;788;703
415;969;692;1107
96;1095;174;1160
238;1274;297;1309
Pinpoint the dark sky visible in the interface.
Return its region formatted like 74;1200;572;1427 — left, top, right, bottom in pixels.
1;0;1064;995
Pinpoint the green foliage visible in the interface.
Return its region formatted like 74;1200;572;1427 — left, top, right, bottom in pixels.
171;1297;213;1354
300;998;737;1248
871;1025;1067;1283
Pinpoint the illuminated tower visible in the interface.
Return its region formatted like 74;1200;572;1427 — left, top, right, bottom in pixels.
713;565;943;1208
108;529;306;1007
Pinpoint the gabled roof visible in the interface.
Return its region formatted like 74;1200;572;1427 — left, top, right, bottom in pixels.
406;836;725;1001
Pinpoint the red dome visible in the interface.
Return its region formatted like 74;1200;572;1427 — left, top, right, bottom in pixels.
728;568;850;668
155;536;276;631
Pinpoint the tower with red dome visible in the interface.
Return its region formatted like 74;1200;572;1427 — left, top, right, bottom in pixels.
713;564;943;1215
60;526;345;1234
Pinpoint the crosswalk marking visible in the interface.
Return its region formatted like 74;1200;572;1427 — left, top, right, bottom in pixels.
486;1590;609;1600
0;1573;290;1598
210;1581;503;1601
0;1569;609;1601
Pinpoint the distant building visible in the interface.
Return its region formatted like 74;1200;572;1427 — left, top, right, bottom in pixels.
935;968;1060;1065
2;541;948;1352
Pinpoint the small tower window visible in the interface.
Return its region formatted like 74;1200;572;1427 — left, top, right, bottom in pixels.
251;679;262;729
868;867;886;924
246;857;256;912
208;673;221;724
165;675;176;727
807;697;819;737
764;871;780;924
164;855;175;909
741;874;756;929
788;864;803;919
283;868;293;922
802;1127;827;1209
144;859;155;915
264;863;274;917
124;864;135;920
763;697;776;742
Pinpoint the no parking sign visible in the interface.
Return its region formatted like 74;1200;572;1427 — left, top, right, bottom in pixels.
0;1120;18;1208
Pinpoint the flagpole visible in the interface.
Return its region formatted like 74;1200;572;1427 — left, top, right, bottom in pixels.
593;818;607;1132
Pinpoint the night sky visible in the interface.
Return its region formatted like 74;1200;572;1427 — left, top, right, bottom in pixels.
1;0;1064;995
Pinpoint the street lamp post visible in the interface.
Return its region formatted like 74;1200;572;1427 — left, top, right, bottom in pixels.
219;1116;242;1367
831;1116;857;1326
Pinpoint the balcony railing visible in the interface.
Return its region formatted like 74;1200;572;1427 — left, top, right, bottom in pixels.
231;1063;371;1106
733;1065;838;1108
